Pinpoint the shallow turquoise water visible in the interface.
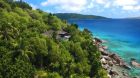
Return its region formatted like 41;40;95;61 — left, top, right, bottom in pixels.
93;32;140;76
68;19;140;77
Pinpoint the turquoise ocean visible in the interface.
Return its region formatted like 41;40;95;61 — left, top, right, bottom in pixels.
68;19;140;77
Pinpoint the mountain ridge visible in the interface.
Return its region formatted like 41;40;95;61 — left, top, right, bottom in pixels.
55;13;108;20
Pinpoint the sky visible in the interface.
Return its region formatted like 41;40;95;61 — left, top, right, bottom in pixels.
24;0;140;18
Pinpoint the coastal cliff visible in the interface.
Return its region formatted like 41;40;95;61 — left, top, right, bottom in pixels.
95;38;131;78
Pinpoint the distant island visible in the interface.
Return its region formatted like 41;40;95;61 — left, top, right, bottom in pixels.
55;13;108;20
130;17;140;19
125;17;140;19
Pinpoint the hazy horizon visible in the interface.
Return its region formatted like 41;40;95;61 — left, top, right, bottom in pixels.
54;12;140;19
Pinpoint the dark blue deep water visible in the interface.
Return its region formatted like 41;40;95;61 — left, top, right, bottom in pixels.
68;19;140;76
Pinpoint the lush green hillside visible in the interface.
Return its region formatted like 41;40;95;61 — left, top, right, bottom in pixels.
55;13;107;20
0;0;108;78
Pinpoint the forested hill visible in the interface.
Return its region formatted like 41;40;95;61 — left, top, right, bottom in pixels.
55;13;107;20
0;0;108;78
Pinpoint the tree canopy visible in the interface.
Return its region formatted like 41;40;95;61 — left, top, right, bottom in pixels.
0;0;108;78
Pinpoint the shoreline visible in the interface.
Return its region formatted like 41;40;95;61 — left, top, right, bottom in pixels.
93;37;133;78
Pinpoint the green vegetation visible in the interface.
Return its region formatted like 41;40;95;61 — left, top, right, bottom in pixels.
55;13;107;20
0;0;108;78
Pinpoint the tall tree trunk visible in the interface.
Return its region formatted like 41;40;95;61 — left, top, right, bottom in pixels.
40;55;43;69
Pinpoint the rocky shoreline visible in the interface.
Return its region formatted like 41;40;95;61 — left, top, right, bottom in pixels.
130;58;140;68
93;37;132;78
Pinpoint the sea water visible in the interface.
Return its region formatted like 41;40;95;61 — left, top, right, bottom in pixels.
68;19;140;77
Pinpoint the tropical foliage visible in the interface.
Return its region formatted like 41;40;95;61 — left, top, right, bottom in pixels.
0;0;108;78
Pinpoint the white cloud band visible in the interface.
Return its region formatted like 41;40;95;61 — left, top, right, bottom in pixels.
40;0;140;16
41;0;87;12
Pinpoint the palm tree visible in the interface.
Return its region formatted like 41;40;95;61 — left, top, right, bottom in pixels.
12;38;34;61
0;22;12;41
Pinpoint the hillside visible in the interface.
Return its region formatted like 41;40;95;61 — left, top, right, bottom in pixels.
0;0;108;78
55;13;107;20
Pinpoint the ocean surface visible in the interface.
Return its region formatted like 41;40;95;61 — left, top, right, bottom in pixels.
68;19;140;77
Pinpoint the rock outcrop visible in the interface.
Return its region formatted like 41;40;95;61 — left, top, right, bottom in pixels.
130;58;140;68
94;37;132;78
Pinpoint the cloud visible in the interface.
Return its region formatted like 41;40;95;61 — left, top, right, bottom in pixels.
123;5;140;10
41;0;140;12
40;0;140;17
41;0;87;12
113;0;140;11
30;4;37;10
114;0;138;6
87;0;94;9
96;0;106;4
93;0;111;8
